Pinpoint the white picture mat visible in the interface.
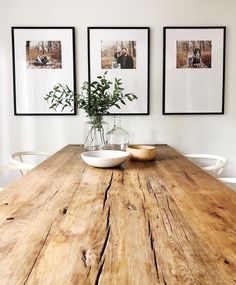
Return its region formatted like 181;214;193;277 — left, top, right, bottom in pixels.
89;28;149;114
13;28;75;114
164;28;225;113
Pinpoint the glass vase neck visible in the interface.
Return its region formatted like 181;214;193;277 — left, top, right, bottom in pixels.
113;116;121;127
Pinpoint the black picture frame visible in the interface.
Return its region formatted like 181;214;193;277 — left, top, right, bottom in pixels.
12;27;76;115
163;26;226;115
88;27;150;115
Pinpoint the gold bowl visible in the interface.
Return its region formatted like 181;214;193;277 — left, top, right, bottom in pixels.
126;145;157;161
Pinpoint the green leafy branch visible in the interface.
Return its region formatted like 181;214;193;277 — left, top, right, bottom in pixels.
44;72;137;118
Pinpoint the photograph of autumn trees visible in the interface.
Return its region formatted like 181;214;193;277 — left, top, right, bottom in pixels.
101;41;136;69
26;41;62;69
176;40;212;69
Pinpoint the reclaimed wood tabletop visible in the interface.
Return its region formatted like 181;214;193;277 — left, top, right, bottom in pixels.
0;144;235;285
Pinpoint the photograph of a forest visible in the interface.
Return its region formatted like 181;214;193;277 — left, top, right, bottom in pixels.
26;41;62;69
176;40;212;69
101;41;136;69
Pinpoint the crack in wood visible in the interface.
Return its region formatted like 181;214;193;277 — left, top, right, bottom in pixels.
217;205;225;210
158;183;167;192
147;180;158;200
147;179;154;195
85;266;92;282
94;258;105;285
183;171;199;188
148;219;151;236
121;170;125;184
127;201;136;211
165;196;175;220
142;202;146;220
149;220;160;281
137;173;142;188
103;172;114;209
150;229;154;251
137;173;146;202
137;173;148;220
148;205;186;285
27;188;59;212
51;189;59;199
6;217;15;220
99;226;110;263
106;206;110;230
156;199;172;235
147;180;159;205
23;223;53;285
209;211;225;221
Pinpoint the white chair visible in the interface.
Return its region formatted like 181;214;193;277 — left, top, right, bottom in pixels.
218;177;236;191
9;151;49;175
0;164;30;191
218;177;236;184
184;154;228;177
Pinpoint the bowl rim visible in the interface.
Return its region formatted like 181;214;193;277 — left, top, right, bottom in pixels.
81;150;130;160
127;144;156;151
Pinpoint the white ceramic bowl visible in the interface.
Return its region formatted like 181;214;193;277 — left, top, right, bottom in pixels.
81;150;129;168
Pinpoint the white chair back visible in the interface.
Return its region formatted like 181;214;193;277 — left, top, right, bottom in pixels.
218;177;236;184
10;151;49;175
218;177;236;192
184;154;228;177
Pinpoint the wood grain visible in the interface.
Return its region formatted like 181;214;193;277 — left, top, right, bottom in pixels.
0;144;235;285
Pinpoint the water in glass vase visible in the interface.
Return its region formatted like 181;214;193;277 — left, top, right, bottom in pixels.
84;117;108;151
106;116;129;151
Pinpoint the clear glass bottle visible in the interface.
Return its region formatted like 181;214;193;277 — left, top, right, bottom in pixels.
84;116;108;151
106;116;129;151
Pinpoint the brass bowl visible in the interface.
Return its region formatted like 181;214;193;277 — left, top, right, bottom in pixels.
126;145;157;161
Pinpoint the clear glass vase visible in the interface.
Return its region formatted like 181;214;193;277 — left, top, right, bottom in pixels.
106;116;129;151
84;116;108;151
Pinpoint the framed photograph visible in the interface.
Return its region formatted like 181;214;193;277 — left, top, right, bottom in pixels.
12;27;76;115
88;27;150;115
163;26;226;114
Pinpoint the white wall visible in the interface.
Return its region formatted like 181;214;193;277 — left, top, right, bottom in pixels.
0;0;236;176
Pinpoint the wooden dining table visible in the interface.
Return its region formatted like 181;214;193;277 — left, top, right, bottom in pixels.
0;144;235;285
